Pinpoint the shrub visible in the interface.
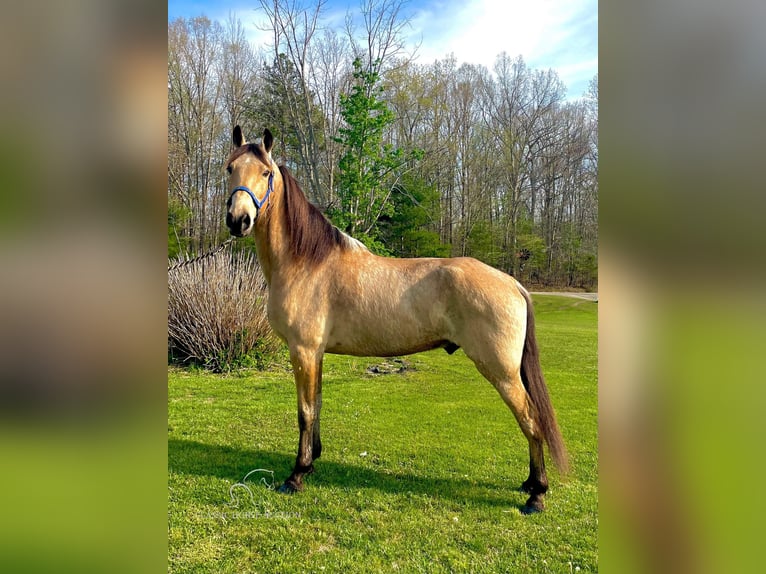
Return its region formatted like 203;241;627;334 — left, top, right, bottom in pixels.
168;249;281;372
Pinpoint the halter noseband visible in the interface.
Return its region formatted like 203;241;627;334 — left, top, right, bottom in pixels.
229;167;274;217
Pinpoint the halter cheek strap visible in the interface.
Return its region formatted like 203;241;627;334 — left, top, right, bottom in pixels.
229;167;274;214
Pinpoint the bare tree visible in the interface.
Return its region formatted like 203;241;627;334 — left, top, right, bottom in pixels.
346;0;413;75
308;27;353;208
168;17;226;252
257;0;329;204
487;53;533;275
220;13;260;130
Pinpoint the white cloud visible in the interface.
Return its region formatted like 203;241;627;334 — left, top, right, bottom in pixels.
406;0;597;97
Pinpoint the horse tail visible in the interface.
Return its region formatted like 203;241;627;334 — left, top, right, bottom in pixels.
518;285;570;475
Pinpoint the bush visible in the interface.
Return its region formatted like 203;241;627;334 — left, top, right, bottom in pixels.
168;249;282;372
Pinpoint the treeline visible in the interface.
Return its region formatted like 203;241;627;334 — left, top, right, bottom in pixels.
168;1;597;288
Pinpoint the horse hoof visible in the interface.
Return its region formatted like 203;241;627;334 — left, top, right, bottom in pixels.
520;496;545;515
277;481;302;494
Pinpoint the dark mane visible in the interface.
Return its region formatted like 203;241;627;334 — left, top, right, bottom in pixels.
280;165;346;265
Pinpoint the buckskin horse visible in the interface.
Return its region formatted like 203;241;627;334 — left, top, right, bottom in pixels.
224;126;568;513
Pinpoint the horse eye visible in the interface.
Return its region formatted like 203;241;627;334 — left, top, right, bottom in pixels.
263;170;271;178
226;165;232;174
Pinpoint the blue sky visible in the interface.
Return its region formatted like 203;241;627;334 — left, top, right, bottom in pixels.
168;0;597;99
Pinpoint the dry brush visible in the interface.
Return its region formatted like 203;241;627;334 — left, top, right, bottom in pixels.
168;249;280;371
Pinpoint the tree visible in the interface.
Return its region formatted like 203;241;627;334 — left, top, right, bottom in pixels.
167;17;226;252
346;0;412;75
167;12;598;289
244;53;326;180
220;13;259;130
331;58;422;252
257;0;330;205
378;173;450;258
168;198;191;259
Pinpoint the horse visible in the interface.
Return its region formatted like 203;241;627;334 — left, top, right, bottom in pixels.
224;126;568;513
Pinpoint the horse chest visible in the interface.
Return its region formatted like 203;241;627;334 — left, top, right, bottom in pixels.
266;288;328;343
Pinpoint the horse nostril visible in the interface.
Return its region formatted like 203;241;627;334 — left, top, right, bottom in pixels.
242;214;251;229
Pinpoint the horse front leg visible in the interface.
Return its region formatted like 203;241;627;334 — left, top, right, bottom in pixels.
278;345;323;494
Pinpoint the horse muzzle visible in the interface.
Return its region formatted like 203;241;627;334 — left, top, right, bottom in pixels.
226;212;253;237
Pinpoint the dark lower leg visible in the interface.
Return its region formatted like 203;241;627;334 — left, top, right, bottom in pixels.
278;412;315;493
520;438;549;514
279;348;322;494
312;387;322;461
279;417;321;493
312;415;322;461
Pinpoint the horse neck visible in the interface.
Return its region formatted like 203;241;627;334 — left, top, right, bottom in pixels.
252;183;289;285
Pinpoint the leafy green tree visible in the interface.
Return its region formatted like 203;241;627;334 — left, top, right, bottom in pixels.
508;215;546;284
465;220;503;268
378;174;450;258
331;58;422;252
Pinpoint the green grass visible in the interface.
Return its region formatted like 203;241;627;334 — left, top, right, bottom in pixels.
168;295;597;573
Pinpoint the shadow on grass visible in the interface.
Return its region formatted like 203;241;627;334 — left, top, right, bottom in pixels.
168;438;530;511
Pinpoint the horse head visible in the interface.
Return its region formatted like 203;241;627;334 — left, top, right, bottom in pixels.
225;126;276;237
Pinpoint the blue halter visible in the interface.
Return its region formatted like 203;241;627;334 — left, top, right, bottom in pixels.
229;169;274;213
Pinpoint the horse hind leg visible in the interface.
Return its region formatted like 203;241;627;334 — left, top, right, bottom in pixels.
469;352;549;513
498;374;549;514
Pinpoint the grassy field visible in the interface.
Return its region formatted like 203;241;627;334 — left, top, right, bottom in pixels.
168;295;597;573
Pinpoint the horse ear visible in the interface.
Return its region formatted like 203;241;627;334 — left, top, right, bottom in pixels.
233;125;246;147
263;128;274;154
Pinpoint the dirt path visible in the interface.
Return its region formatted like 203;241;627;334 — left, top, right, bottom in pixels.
530;291;598;302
